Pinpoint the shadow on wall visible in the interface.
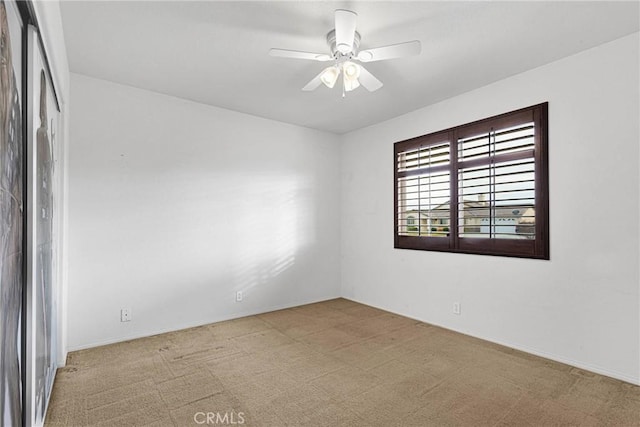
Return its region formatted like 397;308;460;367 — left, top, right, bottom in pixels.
231;173;315;298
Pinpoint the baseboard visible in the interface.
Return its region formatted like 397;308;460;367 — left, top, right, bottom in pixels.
66;294;341;352
342;297;640;386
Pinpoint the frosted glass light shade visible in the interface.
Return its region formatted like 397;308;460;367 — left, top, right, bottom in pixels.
343;62;360;92
320;66;340;88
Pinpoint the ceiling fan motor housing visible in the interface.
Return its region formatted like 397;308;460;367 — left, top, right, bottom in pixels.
326;29;361;58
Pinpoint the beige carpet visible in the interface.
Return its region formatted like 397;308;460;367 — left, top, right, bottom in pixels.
46;298;639;426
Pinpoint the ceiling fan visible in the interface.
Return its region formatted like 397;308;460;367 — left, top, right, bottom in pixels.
269;9;421;96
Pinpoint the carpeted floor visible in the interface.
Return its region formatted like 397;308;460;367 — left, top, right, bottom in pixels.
46;298;639;426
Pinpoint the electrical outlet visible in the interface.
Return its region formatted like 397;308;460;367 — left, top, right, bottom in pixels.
236;291;243;302
121;308;132;322
453;302;461;315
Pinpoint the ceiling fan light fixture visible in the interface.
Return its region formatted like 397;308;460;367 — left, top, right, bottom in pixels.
344;76;360;92
343;62;360;79
342;63;359;92
343;61;360;92
320;66;340;88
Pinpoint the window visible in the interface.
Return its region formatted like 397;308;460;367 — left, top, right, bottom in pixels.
394;103;549;259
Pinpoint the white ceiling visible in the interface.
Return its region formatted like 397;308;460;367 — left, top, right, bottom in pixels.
60;1;639;134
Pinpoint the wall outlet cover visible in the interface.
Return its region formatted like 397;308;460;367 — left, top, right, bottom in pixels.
121;308;132;322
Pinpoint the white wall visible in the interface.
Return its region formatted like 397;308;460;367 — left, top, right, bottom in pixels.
67;74;341;350
340;33;640;384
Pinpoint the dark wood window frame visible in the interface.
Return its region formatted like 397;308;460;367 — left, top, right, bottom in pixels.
394;103;549;259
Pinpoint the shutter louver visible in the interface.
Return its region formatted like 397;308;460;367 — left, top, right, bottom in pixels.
458;122;535;240
397;140;451;237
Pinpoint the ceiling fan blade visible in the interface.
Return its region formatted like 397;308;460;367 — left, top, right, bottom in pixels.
302;69;326;91
269;48;332;61
334;9;357;53
358;65;383;92
357;40;421;62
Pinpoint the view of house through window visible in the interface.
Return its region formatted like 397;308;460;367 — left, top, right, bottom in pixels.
394;103;548;259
